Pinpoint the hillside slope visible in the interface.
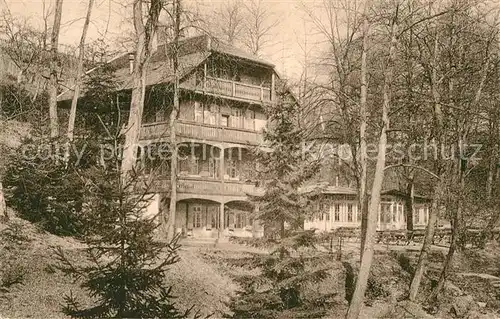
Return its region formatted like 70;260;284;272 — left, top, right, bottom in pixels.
0;216;238;318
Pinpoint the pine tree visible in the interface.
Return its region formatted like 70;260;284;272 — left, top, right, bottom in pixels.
227;85;332;318
55;145;194;318
250;85;319;238
227;230;334;318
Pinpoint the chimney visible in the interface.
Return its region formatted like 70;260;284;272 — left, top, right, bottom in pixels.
128;53;134;74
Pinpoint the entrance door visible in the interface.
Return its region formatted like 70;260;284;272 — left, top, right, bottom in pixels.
207;205;219;230
192;205;203;229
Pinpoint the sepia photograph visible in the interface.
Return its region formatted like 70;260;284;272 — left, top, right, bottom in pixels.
0;0;499;317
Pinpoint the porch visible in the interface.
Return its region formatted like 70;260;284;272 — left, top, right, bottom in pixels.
145;197;264;239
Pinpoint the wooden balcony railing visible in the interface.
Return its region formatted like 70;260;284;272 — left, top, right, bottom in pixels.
178;178;259;196
205;76;272;102
139;176;260;198
140;120;263;145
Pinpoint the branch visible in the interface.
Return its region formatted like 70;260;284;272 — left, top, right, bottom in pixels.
384;163;440;180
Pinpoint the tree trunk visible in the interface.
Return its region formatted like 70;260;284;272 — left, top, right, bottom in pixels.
166;0;182;241
358;17;369;260
408;180;443;301
121;0;161;175
66;0;94;143
346;11;397;319
429;45;491;299
405;176;414;233
408;30;444;302
48;0;64;138
428;168;463;301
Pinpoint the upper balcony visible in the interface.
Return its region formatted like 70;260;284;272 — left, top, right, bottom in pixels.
140;119;263;145
180;59;276;105
203;76;272;103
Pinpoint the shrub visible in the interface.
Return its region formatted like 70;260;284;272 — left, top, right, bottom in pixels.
0;263;26;290
365;276;389;300
391;251;414;276
0;83;47;123
0;220;31;244
3;136;101;237
226;230;332;318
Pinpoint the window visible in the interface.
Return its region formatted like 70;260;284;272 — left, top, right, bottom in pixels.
244;109;255;130
195;69;203;86
188;156;199;175
334;204;340;221
227;160;238;178
424;207;429;224
325;212;330;221
209;158;220;178
193;206;203;228
207;206;218;230
392;205;397;222
398;205;403;223
235;213;245;228
231;108;242;128
194;101;203;122
347;204;353;222
204;104;217;125
386;204;392;223
140;143;170;175
221;114;229;127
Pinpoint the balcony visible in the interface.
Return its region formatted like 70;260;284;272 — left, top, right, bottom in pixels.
199;76;272;103
140;120;263;145
178;178;259;196
140;176;261;199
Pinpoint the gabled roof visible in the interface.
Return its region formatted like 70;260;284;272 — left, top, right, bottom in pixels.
209;39;274;67
300;182;357;196
304;182;431;201
381;189;431;201
57;35;276;102
322;186;358;195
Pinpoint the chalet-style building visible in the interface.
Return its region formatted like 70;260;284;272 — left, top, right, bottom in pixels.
58;34;434;239
304;186;432;232
59;35;274;239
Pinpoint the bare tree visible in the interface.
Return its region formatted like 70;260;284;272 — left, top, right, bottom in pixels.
121;0;162;174
427;16;497;301
47;0;63;138
346;4;398;318
302;0;369;256
407;20;445;301
0;13;48;85
66;0;95;144
241;0;279;56
210;0;245;45
358;14;369;259
166;0;182;241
